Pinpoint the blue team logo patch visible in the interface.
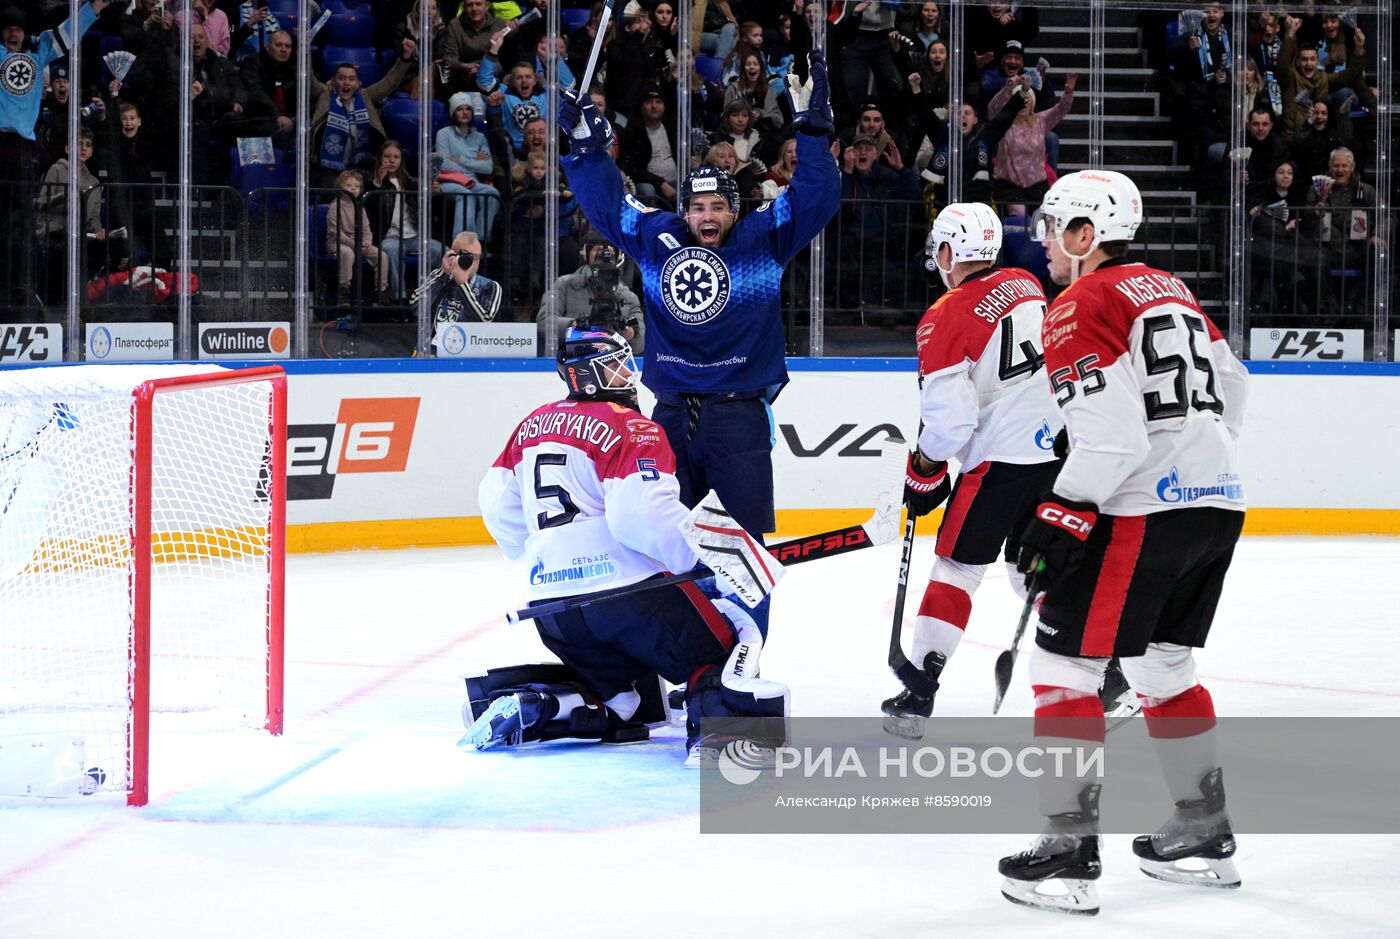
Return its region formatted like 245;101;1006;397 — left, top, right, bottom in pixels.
1034;420;1056;451
1156;466;1182;503
660;247;730;325
2;53;39;97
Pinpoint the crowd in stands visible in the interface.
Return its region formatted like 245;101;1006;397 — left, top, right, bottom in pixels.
0;0;1385;343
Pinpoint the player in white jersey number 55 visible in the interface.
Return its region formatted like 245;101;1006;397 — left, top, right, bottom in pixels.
997;170;1250;916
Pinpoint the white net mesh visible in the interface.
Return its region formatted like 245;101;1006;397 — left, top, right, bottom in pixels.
0;366;280;800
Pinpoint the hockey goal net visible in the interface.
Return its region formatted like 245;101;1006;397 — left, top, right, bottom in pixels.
0;365;285;806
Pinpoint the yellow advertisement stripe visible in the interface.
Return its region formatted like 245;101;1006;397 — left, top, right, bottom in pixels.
283;508;1400;554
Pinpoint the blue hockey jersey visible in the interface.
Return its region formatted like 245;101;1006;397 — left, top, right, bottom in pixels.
562;132;840;395
0;4;97;140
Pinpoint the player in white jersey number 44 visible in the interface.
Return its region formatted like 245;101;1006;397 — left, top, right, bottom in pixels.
998;171;1250;915
881;203;1066;737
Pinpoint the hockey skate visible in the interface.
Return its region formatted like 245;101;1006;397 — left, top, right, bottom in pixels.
999;784;1103;916
459;690;555;750
1133;767;1241;888
1100;657;1142;734
880;652;946;740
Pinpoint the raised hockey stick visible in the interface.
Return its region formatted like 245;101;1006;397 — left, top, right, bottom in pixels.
992;565;1041;714
766;430;906;563
507;491;783;623
574;0;617;95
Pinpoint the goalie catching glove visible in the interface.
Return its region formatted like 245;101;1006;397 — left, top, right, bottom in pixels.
904;451;950;518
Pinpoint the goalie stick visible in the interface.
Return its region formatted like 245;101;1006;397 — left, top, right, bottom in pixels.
506;490;782;623
504;434;907;624
765;430;906;564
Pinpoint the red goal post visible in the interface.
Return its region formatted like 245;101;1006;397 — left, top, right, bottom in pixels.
0;365;286;806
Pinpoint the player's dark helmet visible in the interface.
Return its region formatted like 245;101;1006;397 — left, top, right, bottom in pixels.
557;324;640;405
678;165;741;217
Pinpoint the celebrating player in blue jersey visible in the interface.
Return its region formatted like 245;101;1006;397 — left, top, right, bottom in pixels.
555;52;840;637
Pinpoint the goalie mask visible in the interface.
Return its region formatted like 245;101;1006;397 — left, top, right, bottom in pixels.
557;324;640;407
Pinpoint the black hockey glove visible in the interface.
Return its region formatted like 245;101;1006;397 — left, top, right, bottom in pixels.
556;90;613;155
1016;494;1099;591
904;451;950;518
1052;426;1070;459
794;50;834;136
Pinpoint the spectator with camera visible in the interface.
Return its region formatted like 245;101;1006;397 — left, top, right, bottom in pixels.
427;230;505;355
536;232;644;354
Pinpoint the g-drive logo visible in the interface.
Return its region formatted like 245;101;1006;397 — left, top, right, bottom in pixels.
287;397;420;500
1156;466;1244;504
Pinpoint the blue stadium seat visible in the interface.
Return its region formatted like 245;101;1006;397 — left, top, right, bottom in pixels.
321;47;385;85
384;102;450;162
323;13;376;48
267;0;299;15
561;8;591;35
238;162;296;215
694;54;724;85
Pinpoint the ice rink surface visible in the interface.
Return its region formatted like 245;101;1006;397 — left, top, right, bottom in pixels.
3;535;1399;938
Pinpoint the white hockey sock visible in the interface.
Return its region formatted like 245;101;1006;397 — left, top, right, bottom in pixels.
603;690;640;722
553;692;586;720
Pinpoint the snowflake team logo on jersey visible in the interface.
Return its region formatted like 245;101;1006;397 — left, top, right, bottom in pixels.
2;53;39;97
660;247;730;325
511;101;541;129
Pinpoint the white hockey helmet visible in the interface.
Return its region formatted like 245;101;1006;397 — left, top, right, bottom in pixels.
1031;170;1143;247
925;202;1002;268
925;203;1001;287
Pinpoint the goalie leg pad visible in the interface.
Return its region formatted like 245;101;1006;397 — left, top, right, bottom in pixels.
465;664;669;726
686;663;789;751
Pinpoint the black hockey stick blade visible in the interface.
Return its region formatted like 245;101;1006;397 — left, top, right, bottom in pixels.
993;566;1042;715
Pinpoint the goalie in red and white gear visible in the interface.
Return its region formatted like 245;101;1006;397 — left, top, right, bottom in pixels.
998;171;1248;916
881;202;1064;739
471;326;787;765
